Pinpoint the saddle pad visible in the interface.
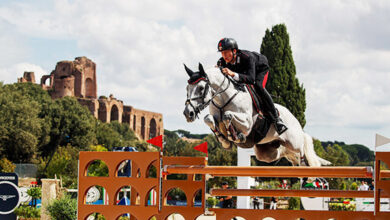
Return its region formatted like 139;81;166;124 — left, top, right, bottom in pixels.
245;84;264;118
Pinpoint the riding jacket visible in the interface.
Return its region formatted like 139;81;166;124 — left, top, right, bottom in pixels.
217;50;270;88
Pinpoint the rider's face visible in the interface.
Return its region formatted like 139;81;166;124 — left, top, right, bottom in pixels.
221;49;236;64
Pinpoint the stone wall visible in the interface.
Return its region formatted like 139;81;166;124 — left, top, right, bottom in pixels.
18;56;163;141
126;107;163;140
17;72;36;83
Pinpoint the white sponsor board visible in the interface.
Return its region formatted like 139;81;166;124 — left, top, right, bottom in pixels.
356;198;390;212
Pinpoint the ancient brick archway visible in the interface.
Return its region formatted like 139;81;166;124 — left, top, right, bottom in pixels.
85;78;95;98
149;118;157;139
111;105;119;122
98;102;108;122
141;117;146;140
133;115;136;131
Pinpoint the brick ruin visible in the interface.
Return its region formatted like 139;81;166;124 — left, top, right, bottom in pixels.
18;56;163;140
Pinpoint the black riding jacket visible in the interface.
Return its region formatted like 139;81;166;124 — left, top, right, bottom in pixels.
217;50;269;85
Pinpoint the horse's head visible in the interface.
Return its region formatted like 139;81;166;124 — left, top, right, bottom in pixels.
183;63;212;122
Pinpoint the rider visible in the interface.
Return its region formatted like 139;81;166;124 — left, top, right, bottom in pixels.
216;37;287;135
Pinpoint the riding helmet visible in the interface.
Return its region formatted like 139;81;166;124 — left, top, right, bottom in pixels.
218;38;238;52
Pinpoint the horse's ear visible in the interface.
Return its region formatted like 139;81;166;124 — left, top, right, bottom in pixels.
184;64;194;77
198;63;206;76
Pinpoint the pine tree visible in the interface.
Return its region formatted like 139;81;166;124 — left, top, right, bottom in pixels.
260;24;306;127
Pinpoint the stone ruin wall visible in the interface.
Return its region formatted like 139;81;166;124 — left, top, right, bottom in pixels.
18;57;163;141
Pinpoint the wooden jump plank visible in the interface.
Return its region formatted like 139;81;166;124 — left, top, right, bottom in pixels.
210;189;375;198
164;165;373;178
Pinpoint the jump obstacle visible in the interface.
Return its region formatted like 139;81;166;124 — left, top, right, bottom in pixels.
77;151;390;220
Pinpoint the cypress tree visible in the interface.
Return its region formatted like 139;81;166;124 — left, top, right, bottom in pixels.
260;24;306;127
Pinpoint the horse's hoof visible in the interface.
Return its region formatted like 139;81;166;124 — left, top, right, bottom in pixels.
222;113;233;125
237;133;246;143
221;141;233;150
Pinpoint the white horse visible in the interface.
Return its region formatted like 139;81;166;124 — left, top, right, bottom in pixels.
183;63;330;167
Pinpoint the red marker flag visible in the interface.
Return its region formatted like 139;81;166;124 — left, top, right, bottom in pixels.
147;135;163;150
194;142;208;156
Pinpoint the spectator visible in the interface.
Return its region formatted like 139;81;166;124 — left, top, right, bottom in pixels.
253;196;260;209
219;182;237;220
369;181;375;190
358;181;369;191
270;197;277;210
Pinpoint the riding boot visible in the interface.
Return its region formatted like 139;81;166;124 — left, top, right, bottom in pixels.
255;86;288;135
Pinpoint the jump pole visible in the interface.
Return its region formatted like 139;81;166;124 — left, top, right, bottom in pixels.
210;189;386;198
164;165;373;178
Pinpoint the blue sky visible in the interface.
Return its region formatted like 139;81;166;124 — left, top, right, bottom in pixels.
1;0;390;149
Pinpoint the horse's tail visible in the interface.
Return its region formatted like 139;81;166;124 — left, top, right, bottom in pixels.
303;133;331;167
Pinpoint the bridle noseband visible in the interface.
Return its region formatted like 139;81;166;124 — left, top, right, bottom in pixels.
185;70;237;119
185;77;211;118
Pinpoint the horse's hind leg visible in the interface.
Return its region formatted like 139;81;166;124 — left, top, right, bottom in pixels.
254;142;282;163
204;114;232;149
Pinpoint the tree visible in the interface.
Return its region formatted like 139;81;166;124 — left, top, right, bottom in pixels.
260;24;307;127
322;144;350;166
38;146;79;188
0;84;43;162
96;121;123;150
40;96;97;157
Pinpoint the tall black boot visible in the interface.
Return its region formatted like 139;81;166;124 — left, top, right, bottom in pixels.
256;86;288;135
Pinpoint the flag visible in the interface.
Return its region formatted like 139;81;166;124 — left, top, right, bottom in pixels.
375;133;390;148
194;142;208;156
147;135;163;150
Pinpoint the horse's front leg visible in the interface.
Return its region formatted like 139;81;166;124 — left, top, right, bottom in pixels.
204;114;232;149
222;111;253;143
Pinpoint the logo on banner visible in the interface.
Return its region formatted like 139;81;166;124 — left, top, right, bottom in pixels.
0;181;21;215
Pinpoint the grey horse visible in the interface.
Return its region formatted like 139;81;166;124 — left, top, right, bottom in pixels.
183;64;330;167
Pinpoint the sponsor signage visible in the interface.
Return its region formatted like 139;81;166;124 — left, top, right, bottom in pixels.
0;173;20;219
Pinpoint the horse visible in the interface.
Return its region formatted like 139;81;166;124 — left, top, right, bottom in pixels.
183;63;330;167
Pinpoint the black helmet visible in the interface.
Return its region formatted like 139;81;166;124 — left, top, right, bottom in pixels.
218;38;238;52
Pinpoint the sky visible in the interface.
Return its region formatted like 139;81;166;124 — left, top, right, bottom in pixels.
0;0;389;150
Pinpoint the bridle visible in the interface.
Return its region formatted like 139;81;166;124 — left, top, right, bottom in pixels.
185;70;239;119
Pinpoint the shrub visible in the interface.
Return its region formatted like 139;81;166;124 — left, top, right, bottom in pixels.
0;157;15;172
350;182;358;190
288;197;300;210
46;195;77;220
206;197;219;208
27;187;41;207
14;206;41;218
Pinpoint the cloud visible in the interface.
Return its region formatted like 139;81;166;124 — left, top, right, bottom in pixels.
0;0;389;148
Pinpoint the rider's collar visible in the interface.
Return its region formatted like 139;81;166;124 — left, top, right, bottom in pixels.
230;55;240;65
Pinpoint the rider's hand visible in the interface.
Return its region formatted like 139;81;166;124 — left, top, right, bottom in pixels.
222;68;235;77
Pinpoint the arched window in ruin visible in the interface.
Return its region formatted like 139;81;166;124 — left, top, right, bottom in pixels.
111;105;119;122
98;102;107;122
149;118;157;139
85;78;95;98
141;117;145;140
133;115;136;131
